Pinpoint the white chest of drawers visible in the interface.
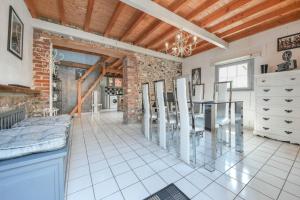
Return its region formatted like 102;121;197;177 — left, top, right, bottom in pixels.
254;70;300;144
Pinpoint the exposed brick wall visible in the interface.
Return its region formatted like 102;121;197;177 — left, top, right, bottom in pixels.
32;30;52;113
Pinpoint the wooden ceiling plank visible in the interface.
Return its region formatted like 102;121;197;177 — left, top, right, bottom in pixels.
84;0;95;31
146;0;219;49
196;0;252;27
57;0;65;25
193;10;300;54
24;0;37;18
219;3;300;38
120;0;228;48
104;2;126;37
134;0;189;45
208;0;287;33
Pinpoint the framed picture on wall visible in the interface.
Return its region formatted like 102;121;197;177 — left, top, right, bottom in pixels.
192;68;201;85
7;6;24;59
277;33;300;51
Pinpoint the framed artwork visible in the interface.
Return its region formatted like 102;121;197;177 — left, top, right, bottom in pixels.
7;6;24;59
192;68;201;85
75;69;86;80
277;33;300;51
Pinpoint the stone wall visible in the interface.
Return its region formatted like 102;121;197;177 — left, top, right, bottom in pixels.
0;94;40;117
122;54;182;123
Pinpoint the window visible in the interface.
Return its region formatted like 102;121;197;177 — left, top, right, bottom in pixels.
215;59;254;91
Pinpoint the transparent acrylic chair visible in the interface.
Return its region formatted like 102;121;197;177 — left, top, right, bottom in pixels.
213;81;233;147
176;77;204;167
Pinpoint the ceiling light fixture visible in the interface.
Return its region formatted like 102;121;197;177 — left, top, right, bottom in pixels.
164;30;198;57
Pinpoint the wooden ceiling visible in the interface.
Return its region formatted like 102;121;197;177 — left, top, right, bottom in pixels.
25;0;300;57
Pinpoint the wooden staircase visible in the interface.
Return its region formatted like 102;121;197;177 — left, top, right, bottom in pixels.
70;59;107;116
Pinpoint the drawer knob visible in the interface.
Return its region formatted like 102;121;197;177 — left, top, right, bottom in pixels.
261;80;266;83
263;98;270;102
285;120;293;124
263;89;270;92
285;88;294;92
285;99;293;103
263;108;270;111
291;78;296;81
285;109;293;113
263;127;270;130
285;131;292;135
263;117;270;120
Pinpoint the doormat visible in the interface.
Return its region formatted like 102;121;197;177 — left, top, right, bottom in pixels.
144;183;190;200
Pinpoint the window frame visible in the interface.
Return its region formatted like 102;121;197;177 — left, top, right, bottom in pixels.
215;58;254;91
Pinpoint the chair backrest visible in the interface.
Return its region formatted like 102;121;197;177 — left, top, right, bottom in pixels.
213;81;232;119
192;84;205;114
154;80;170;121
142;83;151;116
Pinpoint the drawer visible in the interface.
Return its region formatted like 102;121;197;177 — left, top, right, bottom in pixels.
256;115;300;131
256;75;300;87
256;86;300;97
256;97;300;108
255;125;295;141
256;105;300;118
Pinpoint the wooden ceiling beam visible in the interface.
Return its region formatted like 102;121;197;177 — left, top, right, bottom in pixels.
208;0;286;33
104;2;126;37
193;10;300;54
57;61;91;69
51;38;126;58
57;0;66;25
219;3;300;38
196;0;251;27
120;0;228;48
146;0;219;49
84;0;95;31
105;69;122;74
24;0;37;18
134;0;189;45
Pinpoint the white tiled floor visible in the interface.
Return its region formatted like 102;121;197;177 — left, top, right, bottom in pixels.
66;111;300;200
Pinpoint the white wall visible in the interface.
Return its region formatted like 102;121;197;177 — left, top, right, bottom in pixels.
0;0;33;87
183;20;300;128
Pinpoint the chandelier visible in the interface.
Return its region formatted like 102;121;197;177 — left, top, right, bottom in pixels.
164;30;198;57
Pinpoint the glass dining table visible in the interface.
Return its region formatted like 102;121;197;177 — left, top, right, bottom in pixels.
192;101;244;171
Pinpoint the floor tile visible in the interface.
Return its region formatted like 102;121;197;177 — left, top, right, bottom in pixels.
89;160;109;173
133;165;155;180
158;167;182;184
261;165;289;179
142;174;167;194
192;192;213;200
93;178;119;199
107;156;125;166
102;192;124;200
185;171;212;190
175;178;200;199
278;191;300;200
68;165;90;181
172;162;194;176
127;157;146;169
225;168;253;184
255;171;285;188
67;187;95;200
148;159;169;172
142;153;158;163
115;171;139;189
121;182;149;200
239;186;272;200
91;168;113;185
203;182;236;200
248;178;280;199
197;167;222;181
111;162;131;176
216;174;245;194
283;182;300;197
68;175;92;195
121;151;138;161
